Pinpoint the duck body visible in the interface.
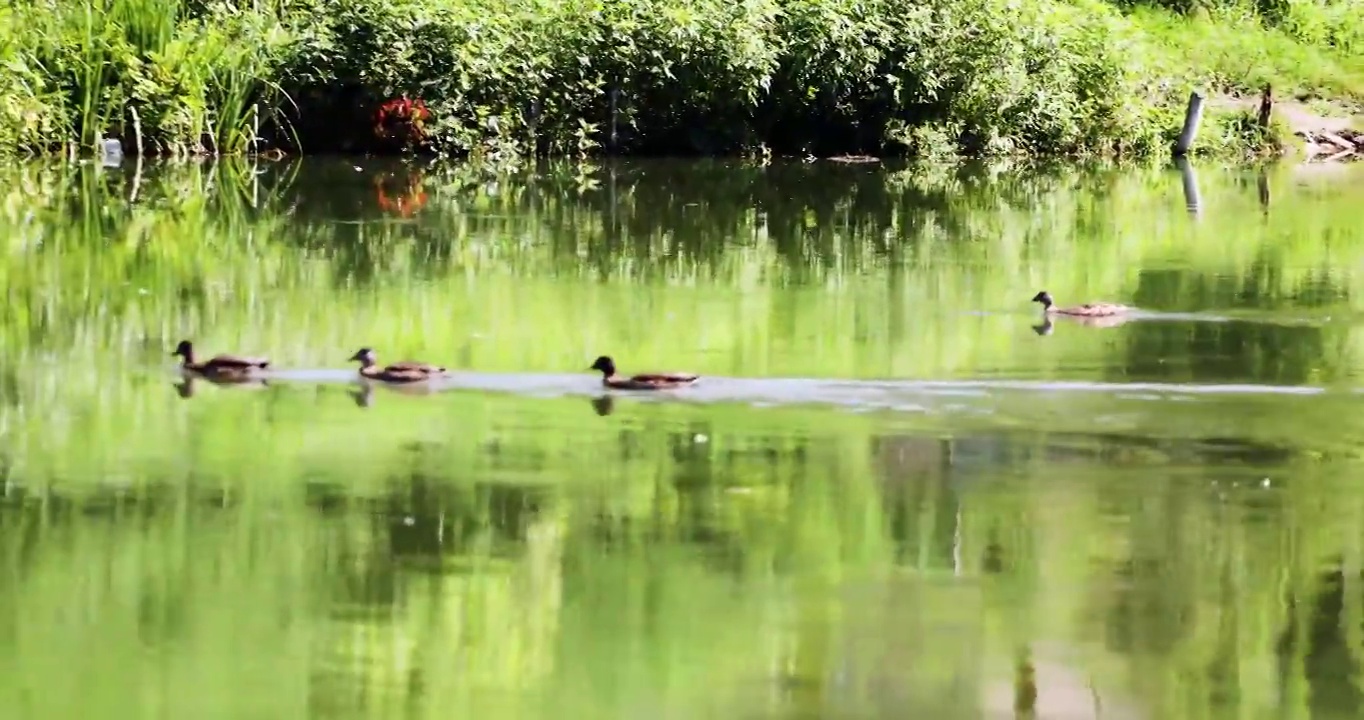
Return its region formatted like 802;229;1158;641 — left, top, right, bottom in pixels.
1031;291;1130;318
590;355;699;391
349;347;447;384
172;340;270;379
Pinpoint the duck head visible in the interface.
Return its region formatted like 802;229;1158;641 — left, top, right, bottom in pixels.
589;355;616;376
348;347;377;366
1030;291;1054;309
171;340;194;359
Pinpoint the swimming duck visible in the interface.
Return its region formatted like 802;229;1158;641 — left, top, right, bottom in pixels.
171;340;270;379
1031;291;1130;318
348;347;447;383
589;355;699;390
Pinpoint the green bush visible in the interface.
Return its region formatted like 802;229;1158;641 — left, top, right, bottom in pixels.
0;0;1359;159
274;0;1185;157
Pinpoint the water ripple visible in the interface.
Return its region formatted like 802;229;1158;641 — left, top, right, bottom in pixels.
245;369;1332;412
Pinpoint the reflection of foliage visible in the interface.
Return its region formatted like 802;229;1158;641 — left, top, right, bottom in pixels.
3;158;1364;391
1277;563;1364;717
4;151;1364;720
373;168;428;217
3;390;1364;717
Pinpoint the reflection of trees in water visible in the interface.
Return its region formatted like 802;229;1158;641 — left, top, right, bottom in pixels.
1120;318;1329;385
0;366;21;410
1277;560;1364;718
258;159;1096;284
872;435;957;568
565;420;1325;719
583;419;769;570
578;421;850;569
302;441;558;718
900;427;1326;718
0;483;52;580
0;434;561;717
556;160;1097;274
1135;265;1349;313
941;428;1297;476
383;474;547;566
6;414;1364;718
573;429;1009;718
305;443;552;607
1124;267;1344;385
0;159;1146;286
0;477;237;658
1099;553;1197;657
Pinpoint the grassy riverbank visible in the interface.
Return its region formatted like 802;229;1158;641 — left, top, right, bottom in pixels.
0;0;1361;160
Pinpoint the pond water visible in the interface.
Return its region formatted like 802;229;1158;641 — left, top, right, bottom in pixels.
3;157;1364;719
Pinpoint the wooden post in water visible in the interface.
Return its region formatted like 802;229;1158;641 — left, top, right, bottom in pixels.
1014;645;1037;719
1173;91;1205;157
1176;156;1202;216
129;152;144;203
607;161;619;245
608;87;621;154
129;106;144;157
1257;84;1274;130
952;503;963;577
254;0;262;156
526;97;542;154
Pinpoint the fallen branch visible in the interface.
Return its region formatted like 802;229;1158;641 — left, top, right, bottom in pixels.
1295;127;1364;162
1322;148;1357;163
1319;131;1357;151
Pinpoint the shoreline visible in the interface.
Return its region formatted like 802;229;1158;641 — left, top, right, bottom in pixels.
17;89;1364;167
6;148;1362;175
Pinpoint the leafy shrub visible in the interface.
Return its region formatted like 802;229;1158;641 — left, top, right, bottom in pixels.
271;0;1181;157
0;0;1359;158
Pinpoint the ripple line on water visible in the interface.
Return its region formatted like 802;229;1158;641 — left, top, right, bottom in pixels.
231;368;1331;403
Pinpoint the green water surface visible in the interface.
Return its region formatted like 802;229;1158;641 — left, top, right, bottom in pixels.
3;158;1364;720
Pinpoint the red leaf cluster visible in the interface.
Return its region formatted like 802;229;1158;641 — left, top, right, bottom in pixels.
374;96;432;145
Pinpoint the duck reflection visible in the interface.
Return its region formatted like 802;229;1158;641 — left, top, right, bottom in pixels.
173;375;270;398
347;378;448;409
348;382;374;408
1032;314;1132;336
590;395;616;416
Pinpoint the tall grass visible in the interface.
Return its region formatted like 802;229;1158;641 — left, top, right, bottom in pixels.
0;0;1360;158
0;0;292;156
